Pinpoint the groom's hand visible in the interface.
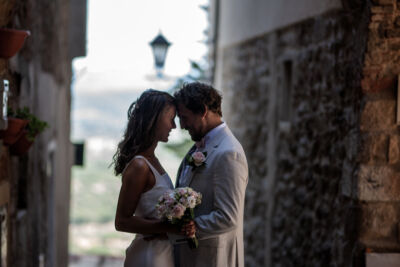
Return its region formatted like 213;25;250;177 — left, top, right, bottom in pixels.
181;220;196;238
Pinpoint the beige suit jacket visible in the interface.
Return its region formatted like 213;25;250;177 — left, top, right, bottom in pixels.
175;126;248;267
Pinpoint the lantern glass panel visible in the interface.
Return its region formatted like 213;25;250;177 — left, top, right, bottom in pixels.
152;44;168;68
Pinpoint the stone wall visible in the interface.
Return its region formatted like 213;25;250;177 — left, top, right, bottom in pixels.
0;0;85;266
221;34;271;266
220;2;372;266
359;0;400;253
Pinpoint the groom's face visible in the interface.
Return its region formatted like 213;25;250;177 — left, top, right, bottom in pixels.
177;103;205;142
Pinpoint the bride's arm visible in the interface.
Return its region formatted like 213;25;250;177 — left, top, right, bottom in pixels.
114;158;177;235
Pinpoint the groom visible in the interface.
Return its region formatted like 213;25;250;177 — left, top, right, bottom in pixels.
173;82;248;267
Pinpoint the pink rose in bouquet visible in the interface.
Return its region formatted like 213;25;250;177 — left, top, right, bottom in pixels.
156;187;202;249
172;203;186;218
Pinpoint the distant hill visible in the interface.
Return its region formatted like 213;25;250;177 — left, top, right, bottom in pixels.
72;90;142;140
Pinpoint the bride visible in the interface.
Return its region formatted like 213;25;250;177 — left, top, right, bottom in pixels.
112;89;195;267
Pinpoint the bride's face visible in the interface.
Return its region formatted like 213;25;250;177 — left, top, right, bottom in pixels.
155;105;176;142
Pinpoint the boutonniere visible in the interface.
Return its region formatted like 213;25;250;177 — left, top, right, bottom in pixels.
186;151;207;170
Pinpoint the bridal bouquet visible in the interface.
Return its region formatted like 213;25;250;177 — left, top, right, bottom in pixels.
156;187;202;249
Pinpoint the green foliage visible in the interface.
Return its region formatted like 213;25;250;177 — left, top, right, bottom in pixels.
7;106;13;117
168;60;208;94
70;158;120;224
164;138;194;159
69;144;181;257
69;156;133;257
8;106;49;141
84;246;115;256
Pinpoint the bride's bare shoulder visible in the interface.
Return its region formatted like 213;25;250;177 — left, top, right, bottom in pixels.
122;157;150;183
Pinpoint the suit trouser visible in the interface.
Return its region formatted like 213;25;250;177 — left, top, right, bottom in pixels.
173;244;180;267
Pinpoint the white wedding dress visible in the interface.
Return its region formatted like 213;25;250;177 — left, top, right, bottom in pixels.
123;155;175;267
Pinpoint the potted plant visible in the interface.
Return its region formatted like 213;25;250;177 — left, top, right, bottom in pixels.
0;28;31;59
0;108;29;145
7;107;48;156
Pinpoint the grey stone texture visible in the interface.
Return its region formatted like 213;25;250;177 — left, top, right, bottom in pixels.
219;1;377;266
219;0;400;265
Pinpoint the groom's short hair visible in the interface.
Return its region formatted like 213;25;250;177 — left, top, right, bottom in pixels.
174;82;222;116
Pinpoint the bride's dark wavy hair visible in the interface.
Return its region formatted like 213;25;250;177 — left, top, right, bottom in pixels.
112;89;175;176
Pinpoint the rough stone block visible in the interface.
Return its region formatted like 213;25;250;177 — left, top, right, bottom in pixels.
369;22;381;30
370;50;386;64
371;135;389;162
358;165;400;201
360;100;396;131
384;5;394;12
371;14;389;22
388;40;400;50
361;75;397;93
0;59;7;75
386;29;400;38
0;181;9;206
388;135;400;164
394;16;400;27
372;0;394;5
361;134;389;163
0;1;14;27
366;253;400;266
371;6;394;14
360;202;400;243
363;66;381;79
398;222;400;242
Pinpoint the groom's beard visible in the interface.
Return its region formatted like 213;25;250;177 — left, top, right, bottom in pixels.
189;126;206;142
190;131;203;142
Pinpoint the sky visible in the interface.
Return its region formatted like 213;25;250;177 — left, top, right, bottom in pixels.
72;0;208;95
70;0;208;173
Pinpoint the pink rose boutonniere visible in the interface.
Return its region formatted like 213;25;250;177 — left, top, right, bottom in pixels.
186;151;207;170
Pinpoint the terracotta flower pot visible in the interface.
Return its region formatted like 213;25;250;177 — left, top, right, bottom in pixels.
9;130;34;156
0;28;31;59
0;118;29;145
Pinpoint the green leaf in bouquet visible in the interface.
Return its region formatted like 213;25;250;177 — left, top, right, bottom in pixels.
189;208;194;219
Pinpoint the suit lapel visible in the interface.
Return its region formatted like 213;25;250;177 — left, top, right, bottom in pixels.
186;127;228;186
175;161;184;188
183;165;195;187
176;144;196;187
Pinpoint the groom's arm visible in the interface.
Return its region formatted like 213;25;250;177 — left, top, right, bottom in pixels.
194;150;248;239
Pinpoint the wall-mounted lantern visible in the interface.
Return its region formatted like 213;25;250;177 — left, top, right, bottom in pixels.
149;32;171;78
0;80;9;130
